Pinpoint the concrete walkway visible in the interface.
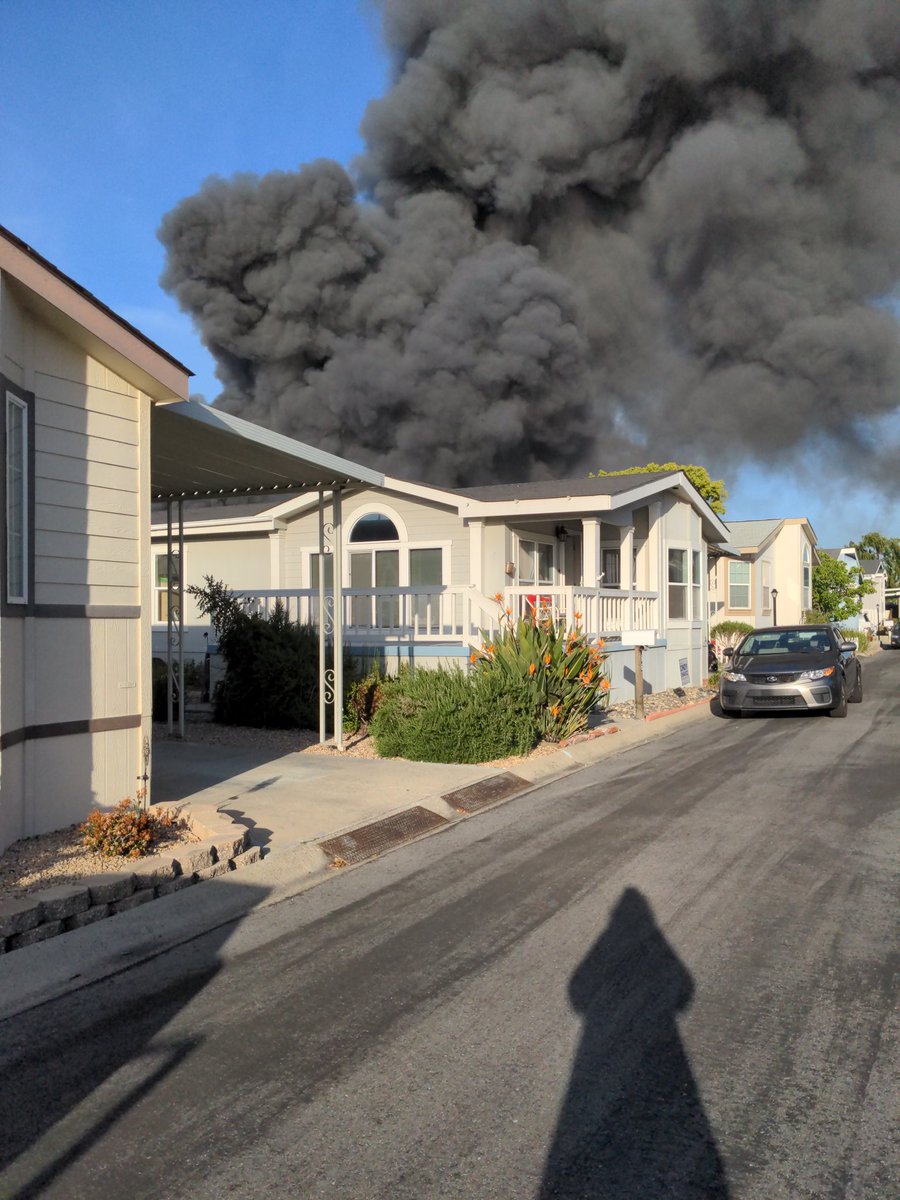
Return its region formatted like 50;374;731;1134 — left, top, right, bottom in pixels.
1;702;715;1020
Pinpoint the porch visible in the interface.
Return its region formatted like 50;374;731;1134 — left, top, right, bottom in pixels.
233;584;661;646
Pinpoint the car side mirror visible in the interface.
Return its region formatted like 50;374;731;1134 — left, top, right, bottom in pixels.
840;640;857;653
723;647;734;658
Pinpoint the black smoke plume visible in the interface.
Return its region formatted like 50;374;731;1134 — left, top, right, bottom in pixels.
159;0;900;489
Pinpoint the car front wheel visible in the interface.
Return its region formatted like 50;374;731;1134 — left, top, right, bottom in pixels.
829;681;848;718
848;669;863;703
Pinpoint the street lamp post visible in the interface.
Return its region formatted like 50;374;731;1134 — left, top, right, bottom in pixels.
772;588;779;625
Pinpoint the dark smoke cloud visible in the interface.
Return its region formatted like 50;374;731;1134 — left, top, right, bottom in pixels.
159;0;900;490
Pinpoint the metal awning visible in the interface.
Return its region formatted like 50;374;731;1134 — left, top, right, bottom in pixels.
151;400;383;497
150;400;383;752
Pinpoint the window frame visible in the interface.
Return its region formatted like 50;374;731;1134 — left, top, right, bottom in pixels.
728;560;752;611
513;531;557;587
1;381;35;614
667;545;690;622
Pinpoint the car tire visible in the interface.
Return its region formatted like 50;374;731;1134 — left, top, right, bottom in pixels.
829;682;848;718
848;669;863;703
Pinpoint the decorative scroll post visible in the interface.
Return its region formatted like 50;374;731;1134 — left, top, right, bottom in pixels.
332;487;344;752
165;499;185;738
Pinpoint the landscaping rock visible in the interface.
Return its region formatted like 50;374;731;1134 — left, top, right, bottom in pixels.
212;833;247;862
84;873;136;905
36;884;91;922
9;920;64;949
196;860;233;882
156;874;197;897
131;857;178;890
65;905;111;930
175;842;218;874
231;846;262;870
111;888;155;915
0;896;43;938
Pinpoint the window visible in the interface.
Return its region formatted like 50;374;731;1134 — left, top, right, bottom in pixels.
349;513;399;543
761;560;771;612
6;393;28;604
802;545;811;611
410;547;443;629
692;551;702;619
668;548;688;619
517;537;555;586
601;548;621;588
728;560;751;609
154;552;180;622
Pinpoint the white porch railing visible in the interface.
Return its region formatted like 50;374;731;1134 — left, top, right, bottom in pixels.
234;585;659;645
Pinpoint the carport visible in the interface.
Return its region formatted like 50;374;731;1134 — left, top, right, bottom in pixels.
151;399;384;748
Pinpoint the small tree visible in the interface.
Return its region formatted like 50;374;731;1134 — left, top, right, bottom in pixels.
852;532;900;588
811;555;874;623
591;463;727;515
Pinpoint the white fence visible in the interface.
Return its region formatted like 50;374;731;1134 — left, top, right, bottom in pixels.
234;585;659;644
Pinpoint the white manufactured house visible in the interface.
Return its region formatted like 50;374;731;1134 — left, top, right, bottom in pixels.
152;471;732;699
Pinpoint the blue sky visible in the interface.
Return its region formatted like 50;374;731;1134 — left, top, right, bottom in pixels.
2;0;897;546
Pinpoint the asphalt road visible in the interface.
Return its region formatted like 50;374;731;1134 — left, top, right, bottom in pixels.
1;654;897;1200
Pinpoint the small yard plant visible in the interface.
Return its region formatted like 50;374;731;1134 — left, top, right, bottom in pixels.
709;620;754;661
343;666;385;734
470;600;610;742
80;794;182;859
370;667;538;763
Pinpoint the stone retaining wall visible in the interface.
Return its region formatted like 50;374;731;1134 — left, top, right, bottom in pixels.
0;805;261;954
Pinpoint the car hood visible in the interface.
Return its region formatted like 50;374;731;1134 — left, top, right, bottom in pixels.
731;652;836;673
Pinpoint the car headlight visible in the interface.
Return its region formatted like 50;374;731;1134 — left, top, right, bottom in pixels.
722;671;746;682
800;666;835;680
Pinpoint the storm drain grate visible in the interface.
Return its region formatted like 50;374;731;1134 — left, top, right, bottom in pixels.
444;772;529;814
318;806;448;866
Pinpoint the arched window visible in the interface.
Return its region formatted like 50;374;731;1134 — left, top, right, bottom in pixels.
349;513;399;543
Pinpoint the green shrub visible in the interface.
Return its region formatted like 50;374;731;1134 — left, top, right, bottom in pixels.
471;603;610;742
370;667;538;763
803;609;828;624
80;796;182;859
836;627;868;654
187;577;339;730
710;620;755;661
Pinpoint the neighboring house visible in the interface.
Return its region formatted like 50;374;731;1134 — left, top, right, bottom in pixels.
151;470;732;700
859;556;887;627
0;225;382;853
0;224;190;853
709;518;818;630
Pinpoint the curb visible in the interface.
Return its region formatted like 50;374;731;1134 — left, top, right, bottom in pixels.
645;697;713;722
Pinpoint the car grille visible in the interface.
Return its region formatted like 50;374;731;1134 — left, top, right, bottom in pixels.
748;694;802;706
747;672;801;684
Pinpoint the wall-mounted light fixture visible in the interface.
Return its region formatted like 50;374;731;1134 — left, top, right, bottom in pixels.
555;524;569;543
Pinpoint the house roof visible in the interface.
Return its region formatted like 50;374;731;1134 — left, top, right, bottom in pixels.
859;557;884;574
151;400;384;499
0;224;191;402
725;519;784;550
451;471;676;502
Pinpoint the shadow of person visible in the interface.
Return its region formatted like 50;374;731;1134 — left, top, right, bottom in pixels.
538;888;729;1199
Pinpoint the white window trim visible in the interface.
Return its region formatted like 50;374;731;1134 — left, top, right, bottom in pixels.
728;559;752;611
153;548;182;624
306;540;451;589
512;529;558;587
6;392;29;605
761;559;771;612
666;543;691;623
691;549;703;621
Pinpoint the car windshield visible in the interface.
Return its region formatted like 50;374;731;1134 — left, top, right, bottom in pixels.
737;629;832;655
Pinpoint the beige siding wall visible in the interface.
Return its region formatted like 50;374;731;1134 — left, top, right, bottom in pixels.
151;531;272;625
1;281;147;850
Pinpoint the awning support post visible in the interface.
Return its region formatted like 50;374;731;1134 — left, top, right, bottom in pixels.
165;500;185;738
333;487;344;751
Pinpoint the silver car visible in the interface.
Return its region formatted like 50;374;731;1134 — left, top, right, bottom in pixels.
719;625;862;718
